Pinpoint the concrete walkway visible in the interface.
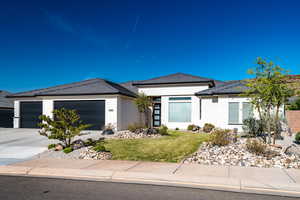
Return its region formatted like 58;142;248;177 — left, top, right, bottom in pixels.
0;158;299;197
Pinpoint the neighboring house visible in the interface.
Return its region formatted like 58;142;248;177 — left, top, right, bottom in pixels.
0;90;14;128
7;72;279;131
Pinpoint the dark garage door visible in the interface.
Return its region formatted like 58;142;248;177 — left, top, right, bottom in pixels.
54;100;105;130
0;108;14;128
20;101;42;128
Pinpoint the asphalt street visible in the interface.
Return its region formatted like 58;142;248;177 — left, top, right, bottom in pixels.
0;175;298;200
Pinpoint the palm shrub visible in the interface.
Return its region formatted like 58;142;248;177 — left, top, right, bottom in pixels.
134;93;152;127
38;108;90;148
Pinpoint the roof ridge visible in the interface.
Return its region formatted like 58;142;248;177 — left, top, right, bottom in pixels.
11;78;100;96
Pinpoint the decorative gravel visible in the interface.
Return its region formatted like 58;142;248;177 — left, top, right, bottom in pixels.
112;130;161;139
184;139;300;169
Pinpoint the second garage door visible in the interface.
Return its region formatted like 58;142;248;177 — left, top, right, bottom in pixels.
20;101;42;128
54;100;105;130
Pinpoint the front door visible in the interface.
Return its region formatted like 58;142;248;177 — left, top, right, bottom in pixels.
153;103;161;127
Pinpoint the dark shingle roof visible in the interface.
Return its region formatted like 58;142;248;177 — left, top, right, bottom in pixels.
132;73;222;86
8;79;137;98
0;91;13;108
120;81;138;94
196;80;248;96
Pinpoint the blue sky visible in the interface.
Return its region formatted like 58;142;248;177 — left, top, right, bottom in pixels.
1;0;300;92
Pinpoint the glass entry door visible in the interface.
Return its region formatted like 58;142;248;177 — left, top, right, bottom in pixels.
153;103;161;127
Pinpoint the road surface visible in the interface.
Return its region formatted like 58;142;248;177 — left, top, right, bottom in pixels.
0;175;297;200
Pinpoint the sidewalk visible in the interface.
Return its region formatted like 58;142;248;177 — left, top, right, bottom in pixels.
0;158;300;197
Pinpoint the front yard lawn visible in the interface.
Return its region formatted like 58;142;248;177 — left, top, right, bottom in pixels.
103;131;208;163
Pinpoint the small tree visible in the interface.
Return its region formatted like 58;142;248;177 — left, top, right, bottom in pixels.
134;93;152;127
243;57;294;144
38;108;90;148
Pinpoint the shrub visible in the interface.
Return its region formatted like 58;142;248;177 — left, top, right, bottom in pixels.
187;124;197;131
158;125;168;135
48;144;56;149
63;147;73;154
295;132;300;143
203;123;215;133
85;138;97;146
128;123;145;132
175;127;179;130
246;138;266;155
288;98;300;110
209;129;231;146
38;108;90;148
242;117;264;137
93;144;106;152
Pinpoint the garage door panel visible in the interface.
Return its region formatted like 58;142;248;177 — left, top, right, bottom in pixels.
0;109;13;128
54;100;105;130
20;102;42;128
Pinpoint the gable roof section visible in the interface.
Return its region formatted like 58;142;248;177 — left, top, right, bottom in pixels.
132;73;222;86
8;79;137;98
0;90;13;108
196;80;248;96
120;81;139;94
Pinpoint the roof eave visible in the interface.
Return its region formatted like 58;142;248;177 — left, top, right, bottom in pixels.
132;80;215;86
7;92;137;98
195;91;243;96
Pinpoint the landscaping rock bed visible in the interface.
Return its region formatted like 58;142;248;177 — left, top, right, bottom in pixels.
184;138;300;169
79;147;112;160
37;146;112;160
112;130;161;139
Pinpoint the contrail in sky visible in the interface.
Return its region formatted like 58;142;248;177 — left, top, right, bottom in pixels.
132;15;140;33
125;15;140;49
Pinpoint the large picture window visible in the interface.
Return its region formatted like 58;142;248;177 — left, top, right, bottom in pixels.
168;97;192;122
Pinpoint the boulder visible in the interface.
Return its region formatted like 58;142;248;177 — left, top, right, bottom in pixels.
55;144;64;151
103;129;114;135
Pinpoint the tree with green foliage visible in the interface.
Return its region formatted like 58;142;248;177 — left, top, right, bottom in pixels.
38;108;90;148
243;57;294;144
134;93;152;127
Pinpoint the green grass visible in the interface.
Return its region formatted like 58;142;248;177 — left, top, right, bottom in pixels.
102;131;209;163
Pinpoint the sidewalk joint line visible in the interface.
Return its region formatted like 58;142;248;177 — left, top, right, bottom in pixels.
124;162;142;171
172;162;184;174
282;168;296;183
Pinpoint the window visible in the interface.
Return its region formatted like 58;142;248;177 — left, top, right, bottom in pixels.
169;97;191;101
169;102;191;122
242;102;252;121
228;102;239;124
168;97;192;122
212;97;218;103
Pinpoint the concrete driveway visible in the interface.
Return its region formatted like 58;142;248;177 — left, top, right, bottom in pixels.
0;128;50;165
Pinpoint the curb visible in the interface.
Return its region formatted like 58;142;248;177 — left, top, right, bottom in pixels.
0;167;300;198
